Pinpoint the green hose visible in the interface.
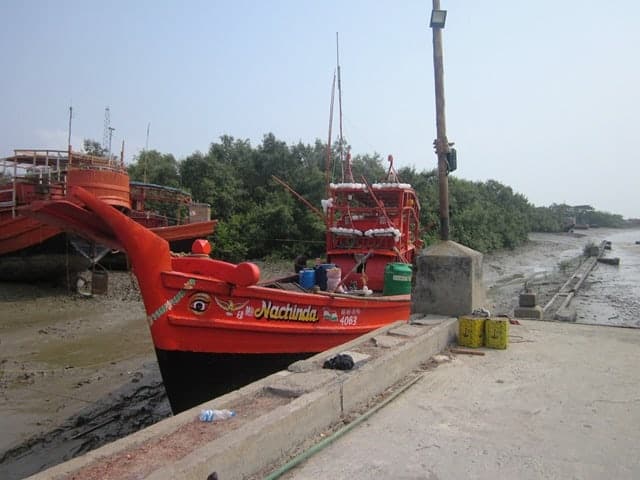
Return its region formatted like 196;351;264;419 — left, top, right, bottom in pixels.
263;373;424;480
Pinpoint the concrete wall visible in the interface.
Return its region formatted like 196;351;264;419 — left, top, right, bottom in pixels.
28;318;457;480
412;240;485;316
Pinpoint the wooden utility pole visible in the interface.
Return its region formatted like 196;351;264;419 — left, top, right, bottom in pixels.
431;0;450;241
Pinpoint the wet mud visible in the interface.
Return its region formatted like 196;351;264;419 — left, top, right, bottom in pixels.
1;230;639;479
0;362;170;480
572;229;640;327
0;271;171;479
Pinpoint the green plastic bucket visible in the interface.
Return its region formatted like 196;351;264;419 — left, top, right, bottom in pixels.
382;263;412;296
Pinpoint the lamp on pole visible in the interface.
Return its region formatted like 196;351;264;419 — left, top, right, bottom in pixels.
430;0;451;241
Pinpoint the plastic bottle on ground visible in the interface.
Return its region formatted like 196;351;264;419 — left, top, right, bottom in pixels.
199;409;236;422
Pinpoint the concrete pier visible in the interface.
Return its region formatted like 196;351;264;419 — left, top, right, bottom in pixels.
27;316;457;480
24;320;640;479
412;240;485;316
274;321;640;479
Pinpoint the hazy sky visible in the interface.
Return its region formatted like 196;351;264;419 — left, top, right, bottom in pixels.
2;1;639;218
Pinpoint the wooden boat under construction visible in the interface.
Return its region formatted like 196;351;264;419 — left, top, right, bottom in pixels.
26;186;412;412
0;148;216;281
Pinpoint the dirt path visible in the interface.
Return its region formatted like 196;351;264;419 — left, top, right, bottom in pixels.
1;230;637;478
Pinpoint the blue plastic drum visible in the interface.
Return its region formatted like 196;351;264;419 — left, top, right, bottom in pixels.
299;268;316;289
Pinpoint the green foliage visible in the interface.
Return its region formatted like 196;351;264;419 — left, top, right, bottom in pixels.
405;172;533;252
530;206;562;232
396;167;439;246
128;150;181;187
125;133;626;260
82;139;107;156
530;203;625;231
580;209;624;228
179;139;248;220
125;150;188;222
350;152;386;183
212;215;249;263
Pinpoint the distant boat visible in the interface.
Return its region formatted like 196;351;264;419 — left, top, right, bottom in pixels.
0;148;216;282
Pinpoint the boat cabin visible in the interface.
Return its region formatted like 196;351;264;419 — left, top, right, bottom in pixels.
325;182;422;291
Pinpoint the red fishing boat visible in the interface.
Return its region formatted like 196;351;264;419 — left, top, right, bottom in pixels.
100;180;217;269
0;149;131;280
26;186;411;412
324;155;423;292
317;36;423;292
0;148;216;281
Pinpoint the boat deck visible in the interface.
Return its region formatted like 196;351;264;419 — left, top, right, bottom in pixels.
260;275;408;300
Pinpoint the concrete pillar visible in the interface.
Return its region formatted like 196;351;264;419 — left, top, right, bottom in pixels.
412;240;485;316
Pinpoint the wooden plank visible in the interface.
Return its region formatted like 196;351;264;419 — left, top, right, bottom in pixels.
450;348;485;356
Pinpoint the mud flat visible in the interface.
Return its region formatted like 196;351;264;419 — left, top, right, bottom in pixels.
0;272;169;479
572;229;640;327
1;230;638;478
0;262;293;478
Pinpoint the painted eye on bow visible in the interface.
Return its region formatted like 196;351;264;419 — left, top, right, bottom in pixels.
189;293;211;314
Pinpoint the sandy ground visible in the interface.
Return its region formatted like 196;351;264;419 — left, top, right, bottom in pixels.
0;229;638;478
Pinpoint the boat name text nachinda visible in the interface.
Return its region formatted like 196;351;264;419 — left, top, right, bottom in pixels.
254;301;318;322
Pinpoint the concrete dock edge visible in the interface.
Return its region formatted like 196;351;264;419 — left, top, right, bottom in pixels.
28;316;457;480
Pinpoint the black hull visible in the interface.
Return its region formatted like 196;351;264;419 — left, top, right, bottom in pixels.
0;233;90;282
155;349;314;413
99;239;201;271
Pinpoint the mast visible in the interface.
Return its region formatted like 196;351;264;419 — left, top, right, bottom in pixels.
325;71;336;199
336;32;353;183
336;32;344;182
